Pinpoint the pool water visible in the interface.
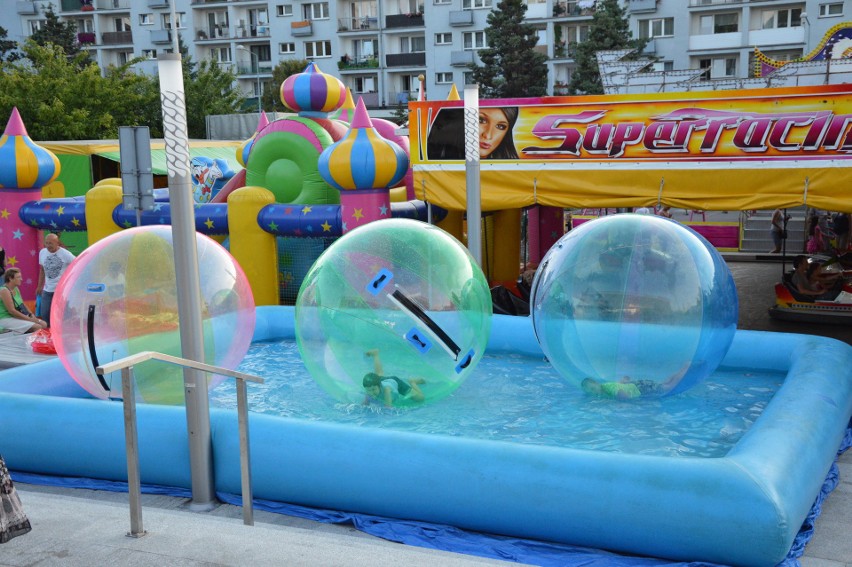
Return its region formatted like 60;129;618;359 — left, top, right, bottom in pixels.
209;340;785;458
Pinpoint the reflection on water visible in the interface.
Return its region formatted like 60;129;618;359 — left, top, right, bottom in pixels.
210;340;783;458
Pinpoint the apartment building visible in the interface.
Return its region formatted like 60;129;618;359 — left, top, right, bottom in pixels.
4;0;850;108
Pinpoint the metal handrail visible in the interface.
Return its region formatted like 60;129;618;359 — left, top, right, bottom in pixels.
97;351;264;537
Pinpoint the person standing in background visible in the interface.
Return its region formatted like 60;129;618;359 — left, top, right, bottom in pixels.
36;233;75;327
770;208;788;254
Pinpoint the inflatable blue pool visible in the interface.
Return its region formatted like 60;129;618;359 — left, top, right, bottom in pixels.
0;306;850;566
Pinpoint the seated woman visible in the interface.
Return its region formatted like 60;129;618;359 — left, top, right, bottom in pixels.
791;255;840;300
362;349;425;407
0;268;47;334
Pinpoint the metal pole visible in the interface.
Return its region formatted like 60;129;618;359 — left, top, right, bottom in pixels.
464;85;482;266
237;379;254;525
121;367;146;538
157;52;216;510
254;53;261;114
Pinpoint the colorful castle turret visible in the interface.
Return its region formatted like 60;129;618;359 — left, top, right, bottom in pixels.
280;62;346;117
318;99;408;233
0;108;60;303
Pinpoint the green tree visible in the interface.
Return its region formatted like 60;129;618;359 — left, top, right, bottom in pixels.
568;0;646;95
30;5;81;59
0;26;20;63
469;0;548;98
261;58;312;113
0;41;161;140
176;36;246;137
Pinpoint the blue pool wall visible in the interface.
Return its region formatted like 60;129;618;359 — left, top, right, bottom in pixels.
0;306;851;567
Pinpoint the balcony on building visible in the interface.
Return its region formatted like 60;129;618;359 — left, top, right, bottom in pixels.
338;55;380;70
386;13;424;29
526;2;546;19
95;0;131;9
748;27;805;47
149;29;172;44
688;31;742;51
196;25;231;40
236;61;273;75
449;10;473;26
291;20;313;36
385;52;426;67
16;1;38;14
628;0;657;13
552;1;595;18
59;0;90;11
450;50;475;67
352;92;379;107
102;31;132;45
389;91;417;105
77;32;97;45
148;0;169;8
337;15;379;31
688;0;740;6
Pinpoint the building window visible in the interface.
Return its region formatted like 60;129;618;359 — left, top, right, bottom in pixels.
434;0;452;4
304;3;330;20
29;20;46;34
279;42;296;54
463;31;487;50
699;13;738;34
209;47;231;63
277;4;293;17
761;8;801;29
401;36;426;53
563;25;589;43
139;13;152;25
143;49;157;59
435;32;452;45
162;12;185;29
652;61;674;72
699;56;737;79
355;76;376;93
463;0;492;9
436;72;453;84
305;40;332;58
639;17;673;39
463;71;475;84
819;3;843;17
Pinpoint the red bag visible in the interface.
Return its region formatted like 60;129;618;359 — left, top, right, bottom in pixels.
27;328;57;355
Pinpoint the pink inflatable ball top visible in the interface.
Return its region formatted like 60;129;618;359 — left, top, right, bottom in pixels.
51;226;256;404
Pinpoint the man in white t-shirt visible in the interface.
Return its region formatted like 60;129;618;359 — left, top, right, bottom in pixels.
37;233;76;327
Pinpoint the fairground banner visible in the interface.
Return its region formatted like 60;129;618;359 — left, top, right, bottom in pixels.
409;85;852;212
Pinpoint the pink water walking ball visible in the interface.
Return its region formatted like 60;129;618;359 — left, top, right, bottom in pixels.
52;226;255;404
530;214;737;398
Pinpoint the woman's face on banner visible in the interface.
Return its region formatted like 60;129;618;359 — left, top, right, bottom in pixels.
479;108;510;158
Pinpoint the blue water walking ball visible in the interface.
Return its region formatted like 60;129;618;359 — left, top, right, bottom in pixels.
530;214;738;397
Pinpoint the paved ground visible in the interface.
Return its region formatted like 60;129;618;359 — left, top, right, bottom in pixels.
0;258;849;566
